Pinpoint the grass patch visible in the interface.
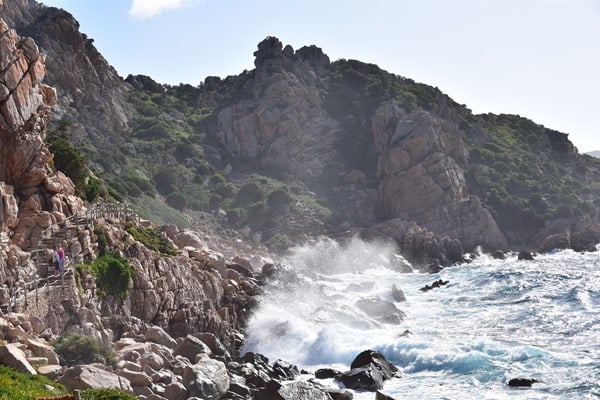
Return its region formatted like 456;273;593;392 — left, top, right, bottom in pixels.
81;388;138;400
0;365;67;400
125;222;177;256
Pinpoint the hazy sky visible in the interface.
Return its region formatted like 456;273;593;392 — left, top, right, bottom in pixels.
39;0;600;152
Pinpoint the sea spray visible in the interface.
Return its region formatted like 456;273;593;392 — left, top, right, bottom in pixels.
243;238;600;399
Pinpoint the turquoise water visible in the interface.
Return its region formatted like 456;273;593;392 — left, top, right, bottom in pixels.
243;238;600;399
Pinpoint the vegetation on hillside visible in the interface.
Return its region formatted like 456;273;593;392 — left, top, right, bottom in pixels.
47;119;103;202
466;114;600;240
44;56;598;251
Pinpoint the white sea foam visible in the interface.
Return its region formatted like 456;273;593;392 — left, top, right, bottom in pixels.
243;239;600;399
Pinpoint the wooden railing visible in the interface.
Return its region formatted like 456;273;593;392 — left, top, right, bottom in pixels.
2;202;141;313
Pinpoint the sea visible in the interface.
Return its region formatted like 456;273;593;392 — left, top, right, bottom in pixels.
242;237;600;399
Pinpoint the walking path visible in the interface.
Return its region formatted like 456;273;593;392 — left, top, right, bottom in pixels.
1;202;140;315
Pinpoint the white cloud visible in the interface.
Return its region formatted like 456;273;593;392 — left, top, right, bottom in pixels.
129;0;201;19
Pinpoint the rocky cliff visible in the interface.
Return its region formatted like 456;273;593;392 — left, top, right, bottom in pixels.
1;0;130;164
2;1;599;265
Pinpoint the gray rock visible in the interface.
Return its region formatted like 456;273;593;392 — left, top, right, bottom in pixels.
0;343;37;374
174;335;212;363
59;365;132;391
182;354;229;400
145;326;177;349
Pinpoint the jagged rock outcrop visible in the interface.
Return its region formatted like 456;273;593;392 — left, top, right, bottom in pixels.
372;102;507;252
217;36;339;183
0;7;83;255
1;0;131;173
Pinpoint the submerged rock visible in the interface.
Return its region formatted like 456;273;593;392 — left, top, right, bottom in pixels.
419;279;449;292
517;250;535;261
508;377;539;387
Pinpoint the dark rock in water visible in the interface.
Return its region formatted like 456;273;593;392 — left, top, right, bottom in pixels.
443;237;464;264
518;250;535;261
355;298;406;324
241;351;270;369
335;349;398;392
350;350;398;380
315;367;340;379
419;279;449;292
391;285;406;302
272;359;300;380
492;250;507;260
326;388;354;400
424;263;444;273
398;329;411;337
336;364;385;391
508;377;539;387
261;263;278;277
376;391;397;400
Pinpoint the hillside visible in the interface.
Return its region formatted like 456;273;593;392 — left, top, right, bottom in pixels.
3;0;599;265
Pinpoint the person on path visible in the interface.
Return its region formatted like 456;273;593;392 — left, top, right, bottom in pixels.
57;245;65;271
53;248;60;271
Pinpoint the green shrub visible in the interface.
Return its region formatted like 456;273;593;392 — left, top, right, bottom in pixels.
216;182;235;198
154;168;180;195
125;222;177;256
266;233;294;253
267;188;293;212
84;253;135;301
86;175;101;202
166;191;187;209
227;208;246;225
235;182;264;206
94;224;109;255
53;334;116;366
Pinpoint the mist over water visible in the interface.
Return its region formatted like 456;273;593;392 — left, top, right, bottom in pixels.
242;238;600;399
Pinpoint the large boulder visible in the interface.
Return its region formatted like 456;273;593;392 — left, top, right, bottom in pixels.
335;350;398;392
59;365;133;391
182;354;229;399
0;343;37;374
173;335;212;363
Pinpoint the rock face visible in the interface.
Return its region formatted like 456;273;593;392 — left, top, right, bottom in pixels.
217;36;337;183
372;103;507;252
0;5;84;256
2;0;131;173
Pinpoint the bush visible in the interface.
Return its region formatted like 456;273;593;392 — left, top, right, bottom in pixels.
235;182;264;206
86;175;101;202
125;222;177;256
267;188;293;212
53;334;116;366
154;168;180;195
266;233;294;253
84;253;135;301
166;191;187;210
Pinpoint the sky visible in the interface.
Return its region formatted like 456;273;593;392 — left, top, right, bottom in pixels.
39;0;600;152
